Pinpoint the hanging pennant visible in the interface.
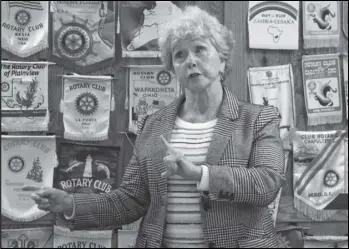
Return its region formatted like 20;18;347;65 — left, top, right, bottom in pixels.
293;130;347;221
1;61;53;132
61;74;113;141
119;1;182;57
247;1;299;50
1;135;57;222
343;1;348;39
247;64;295;147
302;54;343;126
344;54;348;120
303;1;340;49
54;226;113;248
1;1;49;57
1;227;54;248
345;138;348;194
51;1;116;73
128;66;180;134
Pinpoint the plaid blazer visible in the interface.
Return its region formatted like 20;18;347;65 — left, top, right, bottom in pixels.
67;86;286;248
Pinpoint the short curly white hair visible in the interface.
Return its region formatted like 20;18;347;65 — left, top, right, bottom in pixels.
158;5;235;80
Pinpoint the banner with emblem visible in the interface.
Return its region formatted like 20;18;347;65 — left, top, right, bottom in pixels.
61;74;114;141
119;1;182;57
1;227;54;248
54;226;113;248
128;65;180;134
1;1;49;57
51;1;116;73
55;141;119;228
248;64;295;148
247;1;299;50
293;130;347;221
301;54;342;126
1;61;53;132
1;135;57;222
303;1;340;49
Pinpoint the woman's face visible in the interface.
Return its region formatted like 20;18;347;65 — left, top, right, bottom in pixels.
171;37;225;92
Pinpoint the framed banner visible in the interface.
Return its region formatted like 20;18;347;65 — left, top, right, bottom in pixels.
118;1;182;57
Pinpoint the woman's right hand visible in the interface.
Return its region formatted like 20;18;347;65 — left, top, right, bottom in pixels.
23;186;74;215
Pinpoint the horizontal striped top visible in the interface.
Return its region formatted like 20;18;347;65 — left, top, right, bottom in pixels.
163;116;217;248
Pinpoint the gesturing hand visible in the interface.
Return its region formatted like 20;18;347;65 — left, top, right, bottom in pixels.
160;135;203;181
23;186;74;215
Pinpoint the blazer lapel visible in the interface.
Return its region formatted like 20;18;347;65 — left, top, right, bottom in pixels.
206;87;240;165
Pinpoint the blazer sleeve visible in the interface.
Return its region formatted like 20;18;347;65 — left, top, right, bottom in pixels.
205;106;286;206
66;116;151;230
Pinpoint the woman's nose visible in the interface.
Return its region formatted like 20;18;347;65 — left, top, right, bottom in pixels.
186;52;197;68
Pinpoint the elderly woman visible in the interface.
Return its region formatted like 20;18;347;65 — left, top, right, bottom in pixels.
29;5;285;248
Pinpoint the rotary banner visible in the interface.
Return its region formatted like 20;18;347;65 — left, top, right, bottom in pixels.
247;64;295;148
301;54;343;126
293;130;347;221
248;1;299;50
1;227;54;248
303;1;340;49
1;61;53;132
344;54;348;119
119;1;182;57
61;74;113;141
128;66;180;134
51;1;116;72
53;226;113;248
1;135;57;222
1;1;49;57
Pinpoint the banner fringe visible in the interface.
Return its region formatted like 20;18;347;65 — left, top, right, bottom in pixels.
308;113;342;126
1;123;48;132
0;42;48;58
1;208;48;222
294;197;338;221
64;132;108;141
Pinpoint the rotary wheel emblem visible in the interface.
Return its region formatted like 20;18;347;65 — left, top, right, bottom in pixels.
324;170;339;188
157;71;172;85
56;23;93;61
308;81;316;91
8;156;25;173
75;92;98;116
15;10;31;26
276;233;291;248
307;3;316;13
1;82;10;92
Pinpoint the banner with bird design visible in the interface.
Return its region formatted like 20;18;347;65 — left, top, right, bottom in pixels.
303;1;340;48
51;1;116;73
247;1;299;50
1;1;49;57
1;227;54;248
1;135;57;222
302;54;342;126
248;64;295;148
1;61;53;132
55;141;119;228
293;130;347;221
60;74;114;141
53;226;113;248
128;65;180;134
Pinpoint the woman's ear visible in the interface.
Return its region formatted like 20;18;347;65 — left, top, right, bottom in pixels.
219;60;226;74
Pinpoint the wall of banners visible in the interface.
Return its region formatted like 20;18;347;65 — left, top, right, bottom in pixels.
1;1;348;248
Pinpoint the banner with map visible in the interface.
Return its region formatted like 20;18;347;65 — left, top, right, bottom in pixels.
128;65;180;134
118;1;182;57
51;1;116;73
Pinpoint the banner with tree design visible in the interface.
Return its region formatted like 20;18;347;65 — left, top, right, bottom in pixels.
1;135;57;222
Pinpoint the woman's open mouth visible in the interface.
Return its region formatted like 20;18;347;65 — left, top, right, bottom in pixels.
188;73;201;78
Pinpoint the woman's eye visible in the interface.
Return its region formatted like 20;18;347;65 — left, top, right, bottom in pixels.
196;46;205;53
174;51;183;59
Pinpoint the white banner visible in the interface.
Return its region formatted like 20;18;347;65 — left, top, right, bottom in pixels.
128;66;180;134
248;1;299;50
1;1;49;57
1;61;52;132
1;135;57;222
61;74;113;141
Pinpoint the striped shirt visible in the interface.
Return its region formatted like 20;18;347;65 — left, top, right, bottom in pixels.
163;116;217;248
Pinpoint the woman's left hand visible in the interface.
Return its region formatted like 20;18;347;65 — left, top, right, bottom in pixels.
160;135;202;181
